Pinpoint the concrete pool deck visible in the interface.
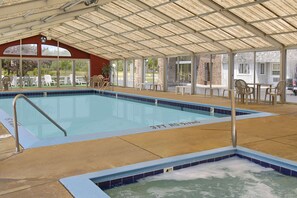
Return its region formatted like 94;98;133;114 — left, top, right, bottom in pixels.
1;87;297;197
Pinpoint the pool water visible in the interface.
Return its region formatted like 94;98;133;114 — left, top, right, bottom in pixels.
0;94;227;139
105;157;297;198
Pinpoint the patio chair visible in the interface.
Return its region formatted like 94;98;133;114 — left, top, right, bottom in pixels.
44;75;56;86
235;79;255;104
11;76;18;87
69;74;83;85
2;76;11;91
264;81;286;104
90;75;101;88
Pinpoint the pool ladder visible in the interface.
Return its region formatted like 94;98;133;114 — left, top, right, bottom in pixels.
13;94;67;153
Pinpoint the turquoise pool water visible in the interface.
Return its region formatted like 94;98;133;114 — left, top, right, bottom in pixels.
0;94;227;139
105;157;297;198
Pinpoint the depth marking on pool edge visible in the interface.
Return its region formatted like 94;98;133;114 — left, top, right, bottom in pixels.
149;120;200;130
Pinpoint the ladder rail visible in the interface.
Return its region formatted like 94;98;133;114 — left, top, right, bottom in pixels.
13;94;67;152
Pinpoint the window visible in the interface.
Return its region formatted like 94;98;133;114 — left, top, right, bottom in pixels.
238;63;250;74
273;77;279;82
41;45;71;56
260;63;265;74
3;44;37;56
272;64;280;75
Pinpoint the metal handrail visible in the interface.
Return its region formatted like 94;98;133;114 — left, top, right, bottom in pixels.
13;94;67;153
230;89;237;147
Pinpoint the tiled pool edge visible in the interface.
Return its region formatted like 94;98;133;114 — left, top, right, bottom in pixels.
60;146;297;198
0;89;275;149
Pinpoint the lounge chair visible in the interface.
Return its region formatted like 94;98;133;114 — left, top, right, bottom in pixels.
44;75;56;86
265;81;286;104
235;79;255;104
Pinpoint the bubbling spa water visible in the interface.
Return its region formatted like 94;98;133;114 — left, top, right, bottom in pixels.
106;157;297;198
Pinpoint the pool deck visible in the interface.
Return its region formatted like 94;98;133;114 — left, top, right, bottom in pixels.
1;87;297;197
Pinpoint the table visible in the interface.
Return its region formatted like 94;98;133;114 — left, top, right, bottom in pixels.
175;86;187;95
149;84;162;91
247;83;272;104
204;87;220;96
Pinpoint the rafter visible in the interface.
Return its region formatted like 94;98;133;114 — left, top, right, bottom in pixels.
199;0;283;48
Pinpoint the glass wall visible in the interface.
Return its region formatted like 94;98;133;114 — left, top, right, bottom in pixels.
74;60;89;87
40;60;58;87
256;51;280;102
117;60;124;86
59;60;72;87
126;59;134;87
286;49;297;103
167;56;191;93
134;59;143;88
110;60;117;86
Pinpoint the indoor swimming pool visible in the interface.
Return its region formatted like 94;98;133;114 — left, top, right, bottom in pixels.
0;90;271;148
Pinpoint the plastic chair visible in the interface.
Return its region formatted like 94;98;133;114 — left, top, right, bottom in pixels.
265;81;286;104
235;79;255;104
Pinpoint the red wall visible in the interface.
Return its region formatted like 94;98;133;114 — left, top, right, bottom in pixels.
0;35;109;76
90;54;110;76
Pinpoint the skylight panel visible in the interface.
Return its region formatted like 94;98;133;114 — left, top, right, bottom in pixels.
86;40;106;47
140;39;168;48
219;39;251;50
155;47;184;55
271;33;297;46
212;0;254;9
165;35;192;45
199;43;221;51
65;20;90;30
182;44;207;53
181;18;215;31
138;11;167;24
122;31;151;41
230;4;277;22
139;0;170;7
161;23;187;34
252;19;296;34
101;21;133;34
102;36;127;45
124;15;155;28
202;13;236;27
101;3;132;17
176;0;213;15
113;0;143;13
241;37;272;48
70;33;91;41
201;29;234;41
222;26;254;38
180;34;205;43
102;46;122;53
263;0;297;16
147;26;174;37
81;12;111;25
83;28;110;38
53;26;74;34
156;2;194;20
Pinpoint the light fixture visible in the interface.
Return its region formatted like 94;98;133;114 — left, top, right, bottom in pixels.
84;0;98;6
41;36;47;43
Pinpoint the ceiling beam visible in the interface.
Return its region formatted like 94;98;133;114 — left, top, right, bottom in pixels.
75;17;166;57
0;0;117;35
60;23;143;58
127;0;231;52
96;8;194;54
0;0;69;16
199;0;284;48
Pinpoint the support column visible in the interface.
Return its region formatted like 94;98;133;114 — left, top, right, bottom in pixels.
72;60;76;87
123;59;127;87
280;48;287;103
57;41;60;88
19;39;23;88
141;58;145;84
253;51;256;89
228;52;235;98
38;60;41;88
191;54;197;95
210;54;213;96
0;59;2;89
163;57;168;92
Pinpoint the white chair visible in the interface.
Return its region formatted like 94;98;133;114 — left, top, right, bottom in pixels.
11;76;18;87
44;75;56;86
69;74;84;85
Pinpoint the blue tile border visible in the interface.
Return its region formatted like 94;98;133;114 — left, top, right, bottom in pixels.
0;89;275;149
60;146;297;198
